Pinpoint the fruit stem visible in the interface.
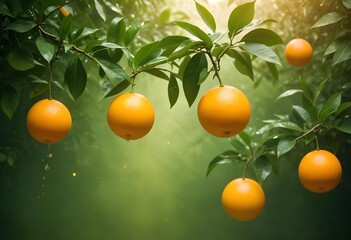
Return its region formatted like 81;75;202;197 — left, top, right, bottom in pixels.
295;123;321;142
206;51;223;87
315;135;320;150
130;77;135;93
242;158;251;180
48;65;53;100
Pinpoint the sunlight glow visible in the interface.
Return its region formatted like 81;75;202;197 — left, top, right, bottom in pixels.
208;0;225;5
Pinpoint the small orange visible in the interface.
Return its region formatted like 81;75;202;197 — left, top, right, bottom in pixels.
298;150;342;193
222;178;265;221
285;38;313;66
26;99;72;144
107;92;155;140
59;7;69;17
197;85;250;138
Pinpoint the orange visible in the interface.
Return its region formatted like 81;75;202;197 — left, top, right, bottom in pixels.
298;150;342;193
285;38;313;66
222;178;265;221
197;85;250;138
107;92;155;140
26;99;72;144
59;7;69;17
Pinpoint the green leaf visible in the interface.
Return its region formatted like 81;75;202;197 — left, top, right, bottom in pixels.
1;85;19;119
343;0;351;9
257;122;304;134
241;29;283;46
207;150;239;177
168;40;203;61
229;136;249;154
158;35;190;49
239;131;251;146
241;43;281;66
134;41;162;68
6;20;36;33
313;78;328;104
311;12;344;29
61;14;72;39
168;74;179;108
94;0;106;21
325;41;339;56
36;36;56;63
142;57;168;70
333;41;351;65
255;155;272;183
107;17;126;44
159;8;171;24
177;56;191;80
277;137;296;158
64;56;87;101
124;23;142;46
183;53;207;107
242;19;277;32
276;89;302;102
335;118;351;134
195;1;216;32
319;92;342;123
266;62;278;81
300;77;313;104
335;101;351;117
99;79;130;100
144;69;169;80
173;21;213;48
210;32;226;44
7;49;35;71
228;1;255;38
291;105;312;127
227;49;253;81
95;58;129;85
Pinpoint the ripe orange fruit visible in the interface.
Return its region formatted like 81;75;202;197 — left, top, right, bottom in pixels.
197;85;250;138
59;7;69;17
222;178;265;221
285;38;313;66
107;92;155;141
298;150;342;193
26;99;72;144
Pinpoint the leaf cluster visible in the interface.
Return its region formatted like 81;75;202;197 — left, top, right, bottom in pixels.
0;0;282;120
207;77;351;183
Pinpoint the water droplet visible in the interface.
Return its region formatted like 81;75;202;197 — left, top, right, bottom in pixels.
72;172;77;177
47;153;53;158
42;176;46;180
44;164;50;171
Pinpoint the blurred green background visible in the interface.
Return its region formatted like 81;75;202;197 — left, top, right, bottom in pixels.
1;0;351;239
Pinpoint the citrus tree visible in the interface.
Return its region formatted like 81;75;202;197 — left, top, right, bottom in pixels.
1;0;351;223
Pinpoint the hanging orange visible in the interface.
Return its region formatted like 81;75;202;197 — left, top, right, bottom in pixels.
222;178;265;221
298;150;342;193
26;99;72;144
107;92;155;140
197;85;250;138
285;38;313;66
